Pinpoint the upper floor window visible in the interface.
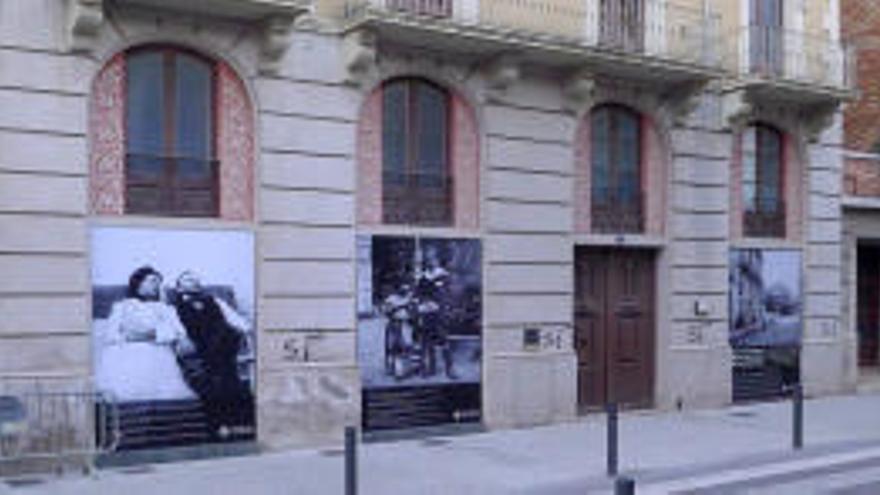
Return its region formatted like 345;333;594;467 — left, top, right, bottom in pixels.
387;0;451;17
600;0;644;52
742;123;785;238
382;78;451;226
591;104;643;233
125;47;217;217
749;0;784;76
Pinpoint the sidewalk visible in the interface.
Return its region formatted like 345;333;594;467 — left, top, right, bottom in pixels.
4;392;880;495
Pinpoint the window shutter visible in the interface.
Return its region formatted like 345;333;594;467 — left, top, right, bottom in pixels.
90;54;126;215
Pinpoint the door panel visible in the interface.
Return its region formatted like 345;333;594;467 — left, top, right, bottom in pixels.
575;250;608;409
575;248;655;410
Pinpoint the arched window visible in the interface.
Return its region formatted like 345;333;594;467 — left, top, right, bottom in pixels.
90;46;254;220
125;47;216;216
381;78;451;226
590;104;642;233
742;123;785;237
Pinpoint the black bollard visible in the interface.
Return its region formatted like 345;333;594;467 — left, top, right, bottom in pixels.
345;426;357;495
607;402;618;477
792;384;803;450
615;476;635;495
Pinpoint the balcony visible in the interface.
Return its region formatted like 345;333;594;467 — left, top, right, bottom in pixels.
125;154;220;217
723;25;855;105
743;200;786;239
343;0;722;85
69;0;310;69
114;0;312;20
382;171;453;226
591;190;643;234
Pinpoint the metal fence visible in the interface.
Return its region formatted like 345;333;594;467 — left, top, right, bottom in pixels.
0;380;119;477
723;25;855;90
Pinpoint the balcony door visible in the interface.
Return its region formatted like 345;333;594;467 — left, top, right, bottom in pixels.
750;0;784;76
591;104;643;234
600;0;644;52
742;124;785;238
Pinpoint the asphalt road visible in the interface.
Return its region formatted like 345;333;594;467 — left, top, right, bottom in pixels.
687;455;880;494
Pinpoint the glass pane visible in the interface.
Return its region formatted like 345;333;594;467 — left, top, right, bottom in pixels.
742;127;758;211
415;82;448;188
176;156;212;179
617;110;640;203
764;0;782;26
591;108;610;203
127;154;164;181
752;0;781;27
126;51;165;157
383;81;407;186
175;53;213;160
757;126;782;212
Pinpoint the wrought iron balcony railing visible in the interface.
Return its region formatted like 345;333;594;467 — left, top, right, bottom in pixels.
381;170;453;226
125;154;219;217
591;190;644;234
385;0;451;17
743;200;786;239
724;25;855;92
345;0;721;71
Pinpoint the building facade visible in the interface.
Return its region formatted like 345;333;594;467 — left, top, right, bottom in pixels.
0;0;853;454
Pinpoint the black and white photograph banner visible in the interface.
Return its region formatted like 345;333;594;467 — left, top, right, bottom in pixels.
91;227;256;450
357;235;482;431
729;248;802;401
729;249;803;348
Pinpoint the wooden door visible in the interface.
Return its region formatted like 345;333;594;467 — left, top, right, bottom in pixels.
575;248;655;410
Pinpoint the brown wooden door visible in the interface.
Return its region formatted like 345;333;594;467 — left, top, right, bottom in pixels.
575;248;655;410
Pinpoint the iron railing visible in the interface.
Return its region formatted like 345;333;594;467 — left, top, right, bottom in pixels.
725;25;854;90
743;199;786;238
125;154;219;217
0;378;119;477
346;0;721;69
591;190;644;234
386;0;451;17
382;170;453;226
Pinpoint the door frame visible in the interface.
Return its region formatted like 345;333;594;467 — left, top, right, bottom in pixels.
574;245;659;413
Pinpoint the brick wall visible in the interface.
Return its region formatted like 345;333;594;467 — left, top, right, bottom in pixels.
843;0;880;196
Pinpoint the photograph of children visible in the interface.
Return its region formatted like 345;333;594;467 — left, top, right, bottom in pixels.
91;227;256;450
357;235;482;390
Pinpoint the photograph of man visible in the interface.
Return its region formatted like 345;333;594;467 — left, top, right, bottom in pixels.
415;247;456;379
382;283;414;377
173;271;255;440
